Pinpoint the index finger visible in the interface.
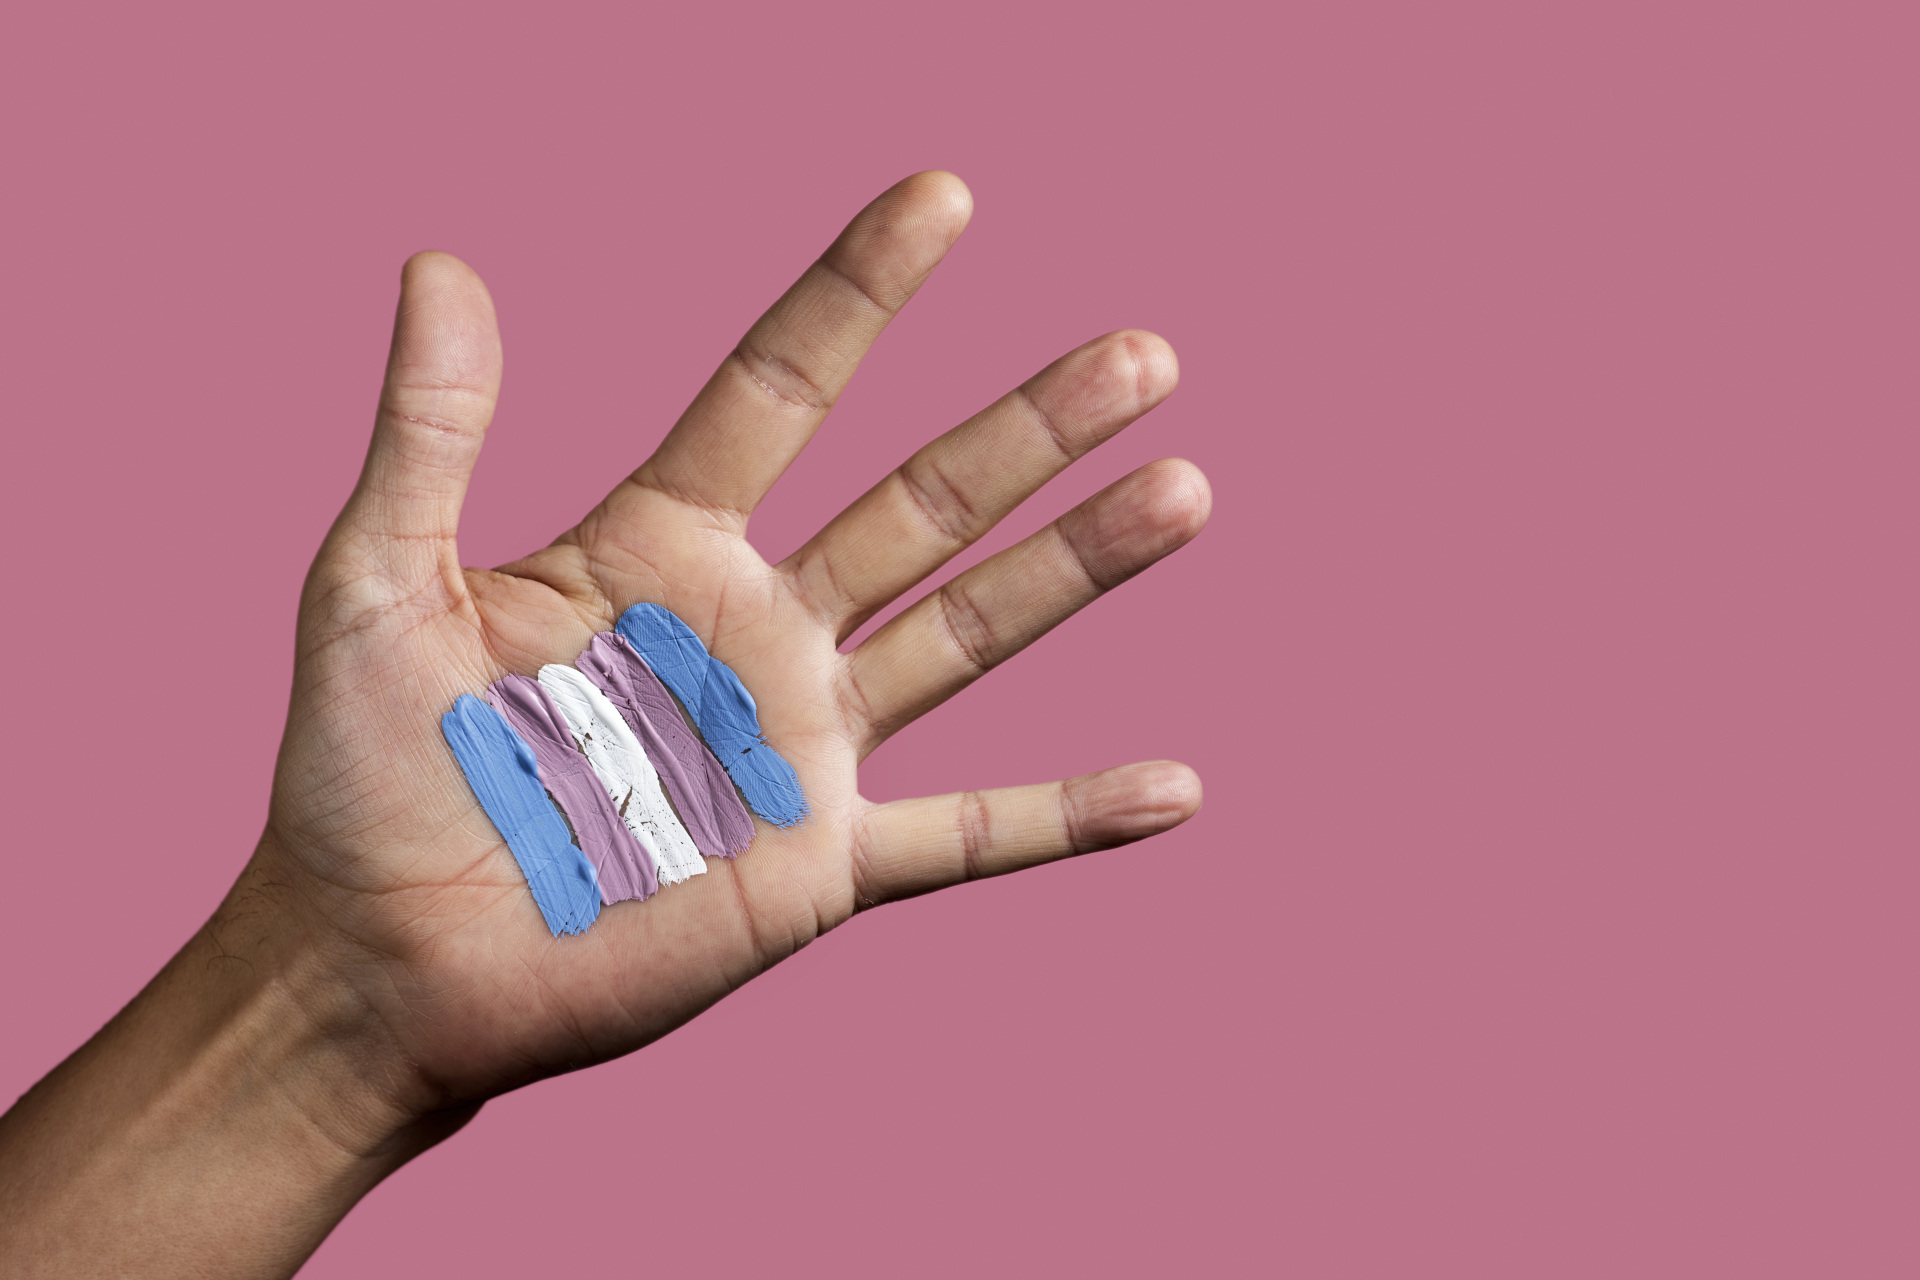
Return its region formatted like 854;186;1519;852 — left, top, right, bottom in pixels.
602;171;972;536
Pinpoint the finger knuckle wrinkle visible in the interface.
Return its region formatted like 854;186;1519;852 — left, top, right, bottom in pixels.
1054;519;1120;594
378;402;485;450
958;790;990;882
844;659;910;754
1058;780;1091;856
624;470;752;529
836;655;879;738
733;345;831;411
795;541;859;628
847;809;884;911
390;366;494;396
935;581;996;677
897;456;983;549
815;252;898;317
1015;385;1078;464
398;412;470;438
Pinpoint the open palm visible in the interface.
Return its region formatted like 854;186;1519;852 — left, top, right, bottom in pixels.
253;172;1208;1115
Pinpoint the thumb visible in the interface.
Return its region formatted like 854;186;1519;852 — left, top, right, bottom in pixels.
341;251;502;559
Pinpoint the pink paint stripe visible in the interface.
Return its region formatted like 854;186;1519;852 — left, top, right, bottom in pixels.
487;672;659;903
576;631;754;859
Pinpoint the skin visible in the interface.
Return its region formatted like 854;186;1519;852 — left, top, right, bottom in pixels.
0;172;1209;1278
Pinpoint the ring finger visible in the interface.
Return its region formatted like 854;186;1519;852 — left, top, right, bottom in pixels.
784;331;1179;642
842;457;1211;756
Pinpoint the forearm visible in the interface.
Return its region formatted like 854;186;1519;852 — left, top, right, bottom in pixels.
0;850;468;1279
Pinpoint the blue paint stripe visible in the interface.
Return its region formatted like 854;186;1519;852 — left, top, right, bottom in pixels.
441;693;602;936
615;604;809;828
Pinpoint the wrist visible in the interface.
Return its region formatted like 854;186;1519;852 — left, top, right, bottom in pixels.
0;834;471;1278
194;837;441;1159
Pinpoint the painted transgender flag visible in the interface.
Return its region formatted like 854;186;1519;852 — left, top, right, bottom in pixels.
441;605;802;936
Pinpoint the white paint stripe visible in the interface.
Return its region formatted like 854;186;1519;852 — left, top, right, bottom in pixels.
538;663;707;885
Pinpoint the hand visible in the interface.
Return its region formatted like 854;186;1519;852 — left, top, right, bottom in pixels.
0;172;1208;1277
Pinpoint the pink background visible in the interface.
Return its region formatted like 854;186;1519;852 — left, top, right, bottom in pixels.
2;3;1914;1275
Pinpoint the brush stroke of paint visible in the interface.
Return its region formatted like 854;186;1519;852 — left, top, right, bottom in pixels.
576;631;754;859
487;674;659;903
440;694;601;937
615;604;809;828
538;663;707;886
